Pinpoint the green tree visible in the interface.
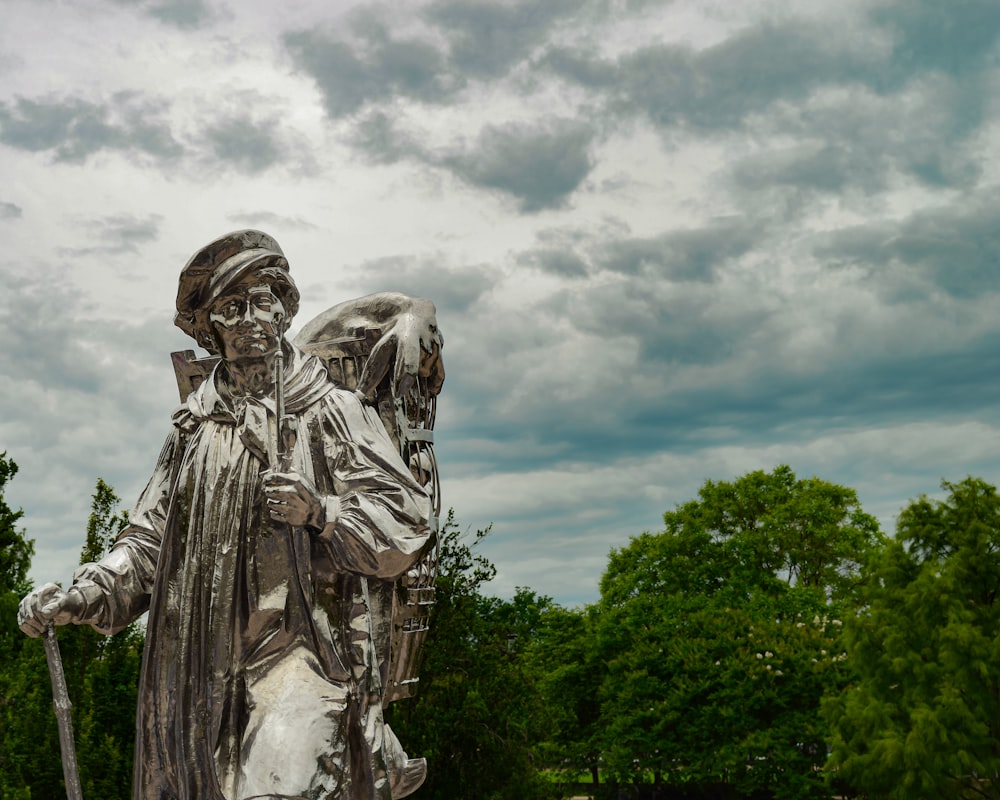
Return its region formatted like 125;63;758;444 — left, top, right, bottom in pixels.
66;478;141;799
593;466;883;798
0;454;32;598
72;478;145;800
0;453;40;800
386;511;557;800
825;477;1000;799
0;472;143;800
80;477;129;563
525;604;605;787
603;467;883;624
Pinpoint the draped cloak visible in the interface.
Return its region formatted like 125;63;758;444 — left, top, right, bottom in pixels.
71;344;432;800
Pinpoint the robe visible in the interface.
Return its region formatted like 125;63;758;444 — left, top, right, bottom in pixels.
70;344;432;800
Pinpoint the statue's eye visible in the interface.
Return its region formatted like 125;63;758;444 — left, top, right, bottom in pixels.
215;300;242;319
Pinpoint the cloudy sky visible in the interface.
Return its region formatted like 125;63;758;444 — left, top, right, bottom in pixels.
1;0;998;606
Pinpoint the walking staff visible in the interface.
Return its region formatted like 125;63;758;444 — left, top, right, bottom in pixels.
44;624;83;800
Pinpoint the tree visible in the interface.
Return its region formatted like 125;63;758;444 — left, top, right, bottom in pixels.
592;466;883;798
80;477;129;564
386;511;558;800
0;453;39;800
0;453;32;597
601;465;884;604
67;478;141;799
525;604;606;787
825;477;1000;799
0;472;142;800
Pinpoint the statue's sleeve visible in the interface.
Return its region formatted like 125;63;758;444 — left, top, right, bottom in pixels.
70;424;184;635
313;390;432;581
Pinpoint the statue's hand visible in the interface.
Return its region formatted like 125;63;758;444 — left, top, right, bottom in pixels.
263;471;325;529
17;583;85;638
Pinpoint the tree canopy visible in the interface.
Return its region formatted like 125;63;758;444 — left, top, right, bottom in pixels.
0;453;32;598
0;453;36;800
7;461;1000;800
0;471;142;800
386;510;558;800
825;477;1000;799
577;466;885;798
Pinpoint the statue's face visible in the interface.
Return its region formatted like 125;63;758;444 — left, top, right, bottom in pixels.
209;280;286;361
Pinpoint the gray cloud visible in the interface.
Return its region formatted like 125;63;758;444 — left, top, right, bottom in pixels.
543;20;879;132
203;114;289;175
285;1;998;213
59;213;163;257
107;0;211;29
563;278;757;367
443;118;596;212
471;280;1000;471
356;255;497;314
351;113;597;212
0;93;183;164
874;0;1000;77
0;272;185;590
518;216;765;280
0;91;310;178
517;247;589;278
7;0;1000;610
816;192;1000;300
441;189;1000;478
284;20;459;119
348;110;419;165
227;211;318;232
595;218;761;279
536;4;996;207
747;70;985;197
286;0;585;121
731;143;871;196
0;201;22;220
423;0;581;80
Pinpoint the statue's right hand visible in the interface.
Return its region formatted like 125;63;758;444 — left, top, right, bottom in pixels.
17;583;84;638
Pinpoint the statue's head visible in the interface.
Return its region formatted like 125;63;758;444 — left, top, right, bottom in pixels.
175;230;300;355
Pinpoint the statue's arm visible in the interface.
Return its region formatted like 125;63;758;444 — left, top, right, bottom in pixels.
310;390;432;580
73;425;185;633
20;425;182;637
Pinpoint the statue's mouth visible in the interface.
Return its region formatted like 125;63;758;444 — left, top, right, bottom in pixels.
238;332;269;345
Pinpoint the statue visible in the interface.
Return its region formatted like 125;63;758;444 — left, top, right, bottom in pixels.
17;230;445;800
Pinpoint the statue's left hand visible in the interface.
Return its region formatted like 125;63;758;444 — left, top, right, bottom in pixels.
263;471;325;529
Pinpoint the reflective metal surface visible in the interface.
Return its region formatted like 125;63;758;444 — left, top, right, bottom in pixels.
18;230;443;800
296;293;445;705
44;625;84;800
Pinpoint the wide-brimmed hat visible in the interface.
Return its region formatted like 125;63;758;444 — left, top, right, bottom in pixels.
175;229;300;352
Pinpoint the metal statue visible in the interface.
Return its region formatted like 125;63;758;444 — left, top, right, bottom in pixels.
18;230;445;800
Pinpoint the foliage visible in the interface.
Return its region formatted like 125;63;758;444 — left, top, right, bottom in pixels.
14;461;979;800
524;604;605;785
0;453;32;597
60;477;142;798
601;465;883;608
386;510;558;800
80;477;129;564
0;453;39;799
589;466;883;798
825;477;1000;799
0;471;143;800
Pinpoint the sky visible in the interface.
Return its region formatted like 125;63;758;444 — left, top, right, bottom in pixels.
1;0;999;607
